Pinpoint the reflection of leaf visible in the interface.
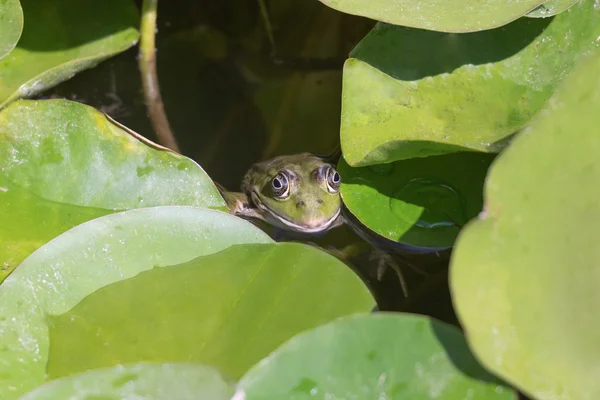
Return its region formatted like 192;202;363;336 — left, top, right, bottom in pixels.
527;0;579;18
339;152;495;249
0;206;272;400
341;0;600;166
451;50;600;399
0;0;139;107
19;363;233;400
46;243;374;381
254;8;345;159
0;99;226;280
240;313;516;399
0;0;23;61
319;0;545;32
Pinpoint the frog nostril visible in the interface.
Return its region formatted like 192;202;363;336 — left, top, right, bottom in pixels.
317;199;323;204
296;200;306;208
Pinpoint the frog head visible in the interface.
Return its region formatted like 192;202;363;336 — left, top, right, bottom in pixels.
241;153;342;234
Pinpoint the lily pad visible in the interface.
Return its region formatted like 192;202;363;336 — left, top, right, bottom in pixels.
527;0;579;18
340;0;600;166
0;0;139;107
45;243;374;382
19;363;233;400
0;206;273;400
318;0;545;33
239;313;516;399
0;99;226;279
338;152;495;249
450;51;600;399
0;0;23;61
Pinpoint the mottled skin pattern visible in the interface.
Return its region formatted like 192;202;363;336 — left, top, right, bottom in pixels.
239;153;343;234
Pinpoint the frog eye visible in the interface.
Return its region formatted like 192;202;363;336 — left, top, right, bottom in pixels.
325;166;341;193
271;171;290;199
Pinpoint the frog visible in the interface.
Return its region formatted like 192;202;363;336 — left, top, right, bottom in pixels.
218;152;344;235
217;152;451;306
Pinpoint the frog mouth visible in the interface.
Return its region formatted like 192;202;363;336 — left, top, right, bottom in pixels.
250;192;341;233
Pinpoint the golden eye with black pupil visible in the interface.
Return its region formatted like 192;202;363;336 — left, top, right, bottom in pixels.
325;166;341;193
271;171;290;199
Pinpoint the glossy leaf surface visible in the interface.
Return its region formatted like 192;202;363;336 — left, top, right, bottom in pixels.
339;152;495;249
451;50;600;400
19;363;233;400
0;0;139;107
0;0;23;61
0;99;226;279
0;206;272;399
527;0;579;18
46;243;374;381
240;313;516;399
340;0;600;166
318;0;545;33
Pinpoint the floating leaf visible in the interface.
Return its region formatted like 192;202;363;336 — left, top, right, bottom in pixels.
339;152;495;249
527;0;579;18
450;51;600;399
46;243;374;381
0;99;226;279
341;0;600;166
19;363;233;400
0;0;23;61
239;313;516;399
0;0;139;107
0;206;272;400
319;0;545;33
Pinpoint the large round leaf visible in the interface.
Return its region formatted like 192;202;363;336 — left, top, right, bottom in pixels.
45;242;374;382
0;99;226;279
0;0;23;61
239;313;516;399
339;152;495;249
318;0;544;33
341;0;600;166
450;50;600;399
526;0;579;18
19;363;233;400
0;0;139;107
0;206;272;400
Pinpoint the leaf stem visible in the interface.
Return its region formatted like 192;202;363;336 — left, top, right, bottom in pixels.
139;0;180;152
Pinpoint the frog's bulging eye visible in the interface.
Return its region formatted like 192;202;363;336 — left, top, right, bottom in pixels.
325;166;341;193
272;171;290;199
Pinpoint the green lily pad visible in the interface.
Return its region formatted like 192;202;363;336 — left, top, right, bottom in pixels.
46;243;374;382
341;0;600;166
0;0;139;107
450;51;600;399
19;363;233;400
0;0;23;61
0;99;226;279
318;0;545;33
0;206;272;400
0;176;111;282
527;0;579;18
338;152;495;249
239;313;516;399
